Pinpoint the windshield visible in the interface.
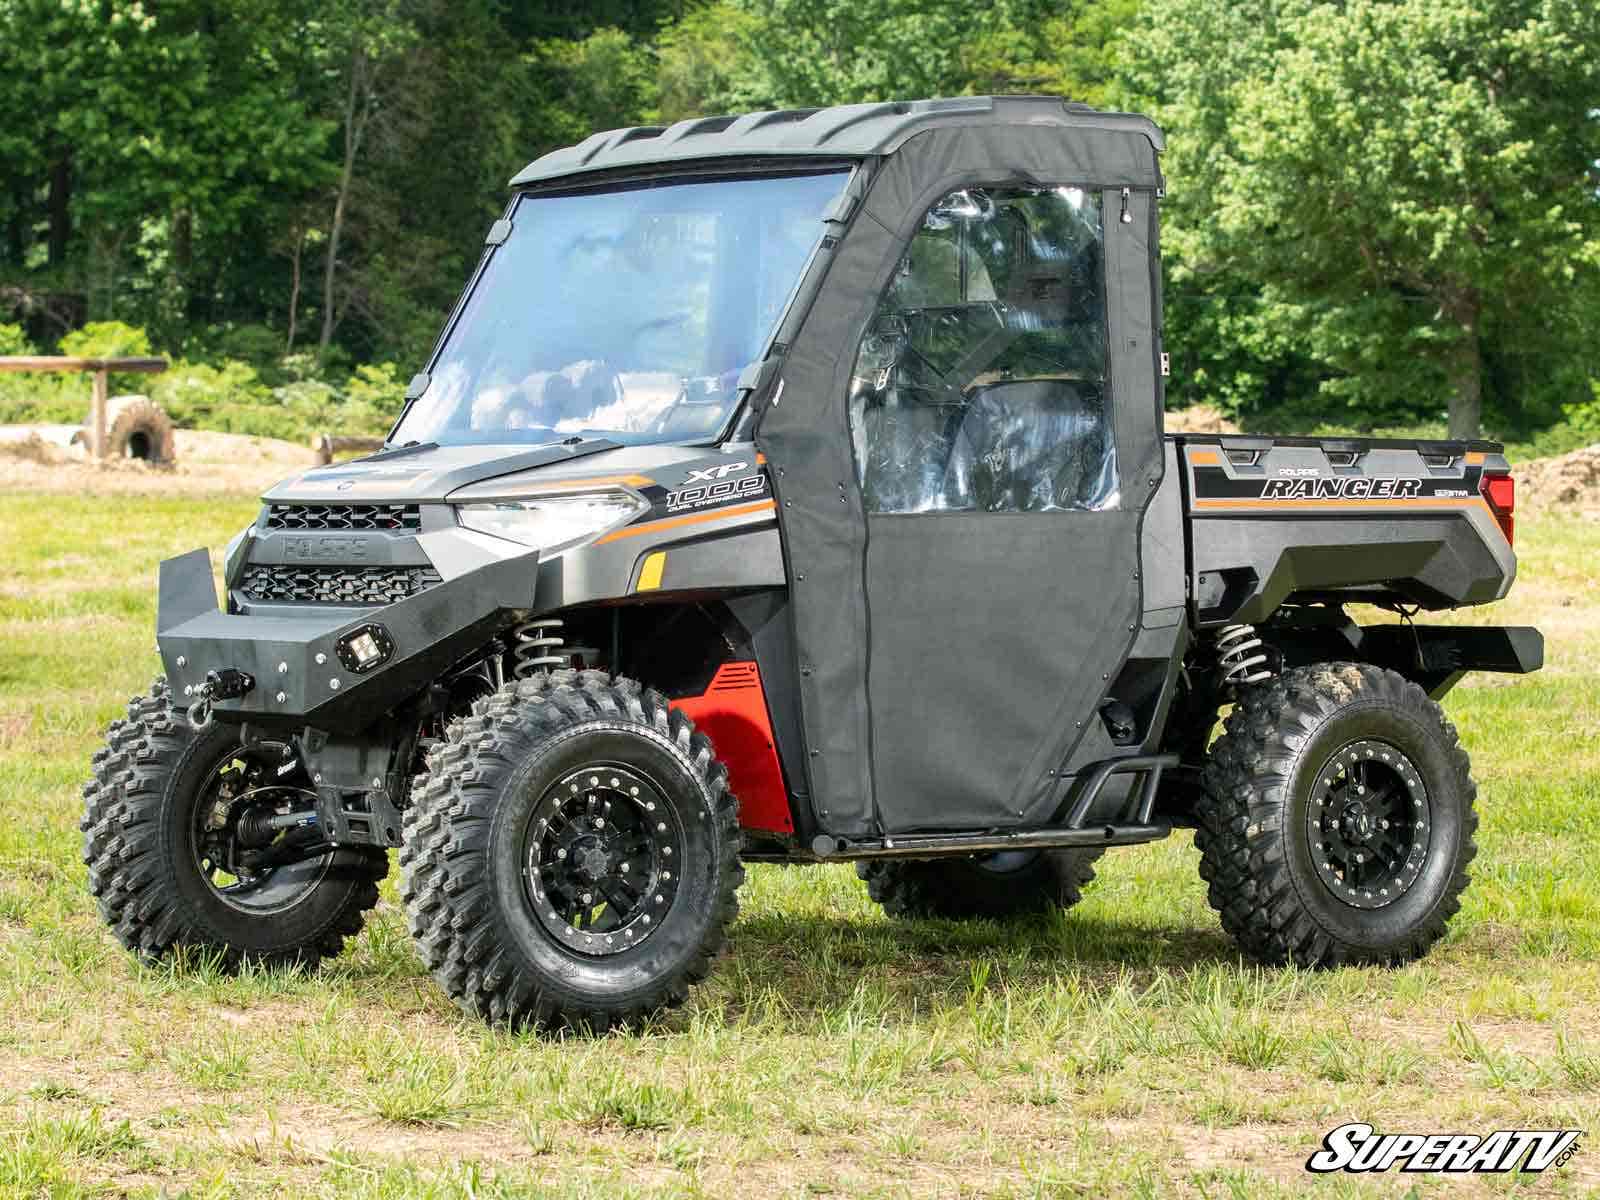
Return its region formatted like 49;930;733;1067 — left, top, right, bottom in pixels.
392;169;849;447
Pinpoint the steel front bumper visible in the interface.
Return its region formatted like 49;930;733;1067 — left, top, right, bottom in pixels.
156;530;539;735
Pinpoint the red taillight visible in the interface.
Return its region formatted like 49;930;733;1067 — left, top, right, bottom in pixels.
1480;471;1514;546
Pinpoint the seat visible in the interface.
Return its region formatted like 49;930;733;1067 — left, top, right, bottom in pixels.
852;385;963;513
942;379;1115;512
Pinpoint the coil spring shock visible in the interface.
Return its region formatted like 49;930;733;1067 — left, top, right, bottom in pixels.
1215;622;1274;687
513;618;566;678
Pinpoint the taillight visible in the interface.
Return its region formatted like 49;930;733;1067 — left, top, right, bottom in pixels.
1480;471;1514;546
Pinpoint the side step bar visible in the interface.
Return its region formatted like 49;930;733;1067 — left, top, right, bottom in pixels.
810;753;1179;861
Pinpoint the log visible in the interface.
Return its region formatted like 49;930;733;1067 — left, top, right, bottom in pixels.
0;356;168;373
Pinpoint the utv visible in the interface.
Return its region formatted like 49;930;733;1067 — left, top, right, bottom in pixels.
84;97;1542;1029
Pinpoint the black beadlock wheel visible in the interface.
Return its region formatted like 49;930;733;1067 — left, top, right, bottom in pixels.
399;670;743;1031
81;678;386;969
856;848;1104;921
1196;662;1478;968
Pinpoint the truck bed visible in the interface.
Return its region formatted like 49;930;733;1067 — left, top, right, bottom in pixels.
1166;433;1516;624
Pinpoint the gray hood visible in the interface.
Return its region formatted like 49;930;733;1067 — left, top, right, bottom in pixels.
260;440;719;505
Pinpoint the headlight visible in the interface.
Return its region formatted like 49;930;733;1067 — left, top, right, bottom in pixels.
455;490;648;551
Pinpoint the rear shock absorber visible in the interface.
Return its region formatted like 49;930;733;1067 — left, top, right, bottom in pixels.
1215;623;1274;687
513;618;566;678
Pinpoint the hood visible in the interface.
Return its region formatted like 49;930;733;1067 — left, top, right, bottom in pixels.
260;440;722;504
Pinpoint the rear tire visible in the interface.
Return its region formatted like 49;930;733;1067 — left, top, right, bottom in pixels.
81;679;385;970
1196;662;1477;968
399;670;742;1031
857;848;1104;920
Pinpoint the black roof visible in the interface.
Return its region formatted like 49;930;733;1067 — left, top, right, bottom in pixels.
510;95;1164;187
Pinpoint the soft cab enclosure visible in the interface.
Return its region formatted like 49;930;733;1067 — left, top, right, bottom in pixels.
741;101;1168;840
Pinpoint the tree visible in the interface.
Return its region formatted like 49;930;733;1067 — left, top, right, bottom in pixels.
526;27;659;150
309;1;418;355
1126;0;1600;437
656;0;1119;114
0;0;332;340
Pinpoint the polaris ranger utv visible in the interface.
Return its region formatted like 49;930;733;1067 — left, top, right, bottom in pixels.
84;97;1542;1029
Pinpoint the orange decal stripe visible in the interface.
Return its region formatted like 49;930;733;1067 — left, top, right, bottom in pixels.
1193;497;1488;511
513;473;654;491
596;499;777;544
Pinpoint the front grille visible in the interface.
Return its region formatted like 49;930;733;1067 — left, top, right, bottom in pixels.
239;564;442;605
265;503;422;532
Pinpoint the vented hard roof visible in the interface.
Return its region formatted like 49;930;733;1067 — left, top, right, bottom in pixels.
510;95;1164;187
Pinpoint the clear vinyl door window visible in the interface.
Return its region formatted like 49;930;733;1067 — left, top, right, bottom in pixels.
848;186;1116;514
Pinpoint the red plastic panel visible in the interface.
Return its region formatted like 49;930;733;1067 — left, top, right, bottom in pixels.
670;661;794;834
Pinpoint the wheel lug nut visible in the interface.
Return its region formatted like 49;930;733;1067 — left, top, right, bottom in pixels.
556;848;567;859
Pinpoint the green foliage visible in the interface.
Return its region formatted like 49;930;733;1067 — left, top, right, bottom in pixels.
208;324;286;367
529;28;658;144
671;0;1098;111
1563;384;1600;445
0;318;396;440
1127;0;1600;438
57;322;152;360
0;323;31;356
344;362;406;415
150;360;396;442
656;5;762;122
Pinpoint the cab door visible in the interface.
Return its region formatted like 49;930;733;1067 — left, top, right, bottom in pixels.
756;130;1165;840
847;183;1144;832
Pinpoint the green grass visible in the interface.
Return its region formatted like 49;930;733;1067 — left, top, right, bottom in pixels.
1;491;1597;1197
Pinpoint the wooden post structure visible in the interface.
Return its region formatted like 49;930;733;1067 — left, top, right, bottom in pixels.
91;367;109;458
0;356;168;458
312;432;387;464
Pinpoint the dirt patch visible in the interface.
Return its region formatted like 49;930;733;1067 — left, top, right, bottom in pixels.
0;425;319;496
1517;443;1600;516
0;714;29;750
1165;404;1240;436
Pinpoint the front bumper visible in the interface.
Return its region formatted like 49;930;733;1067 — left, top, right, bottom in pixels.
157;529;539;734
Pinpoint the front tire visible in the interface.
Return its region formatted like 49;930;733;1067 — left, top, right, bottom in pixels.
857;848;1104;921
399;670;742;1031
1196;663;1477;968
81;679;386;970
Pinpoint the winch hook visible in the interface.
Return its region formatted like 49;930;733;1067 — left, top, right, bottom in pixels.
185;667;256;731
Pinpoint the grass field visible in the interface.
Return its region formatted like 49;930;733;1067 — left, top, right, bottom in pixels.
1;490;1597;1198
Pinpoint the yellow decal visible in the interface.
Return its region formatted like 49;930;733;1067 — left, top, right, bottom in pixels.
637;551;666;591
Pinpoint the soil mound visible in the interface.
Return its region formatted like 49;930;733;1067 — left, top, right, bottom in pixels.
1164;404;1240;436
1516;443;1600;515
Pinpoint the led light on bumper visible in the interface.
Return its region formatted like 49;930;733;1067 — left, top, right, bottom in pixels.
337;623;394;674
455;489;648;551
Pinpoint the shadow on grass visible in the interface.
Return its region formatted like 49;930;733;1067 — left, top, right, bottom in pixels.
720;906;1242;1004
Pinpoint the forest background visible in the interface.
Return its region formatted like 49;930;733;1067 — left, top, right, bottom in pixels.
0;0;1595;451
